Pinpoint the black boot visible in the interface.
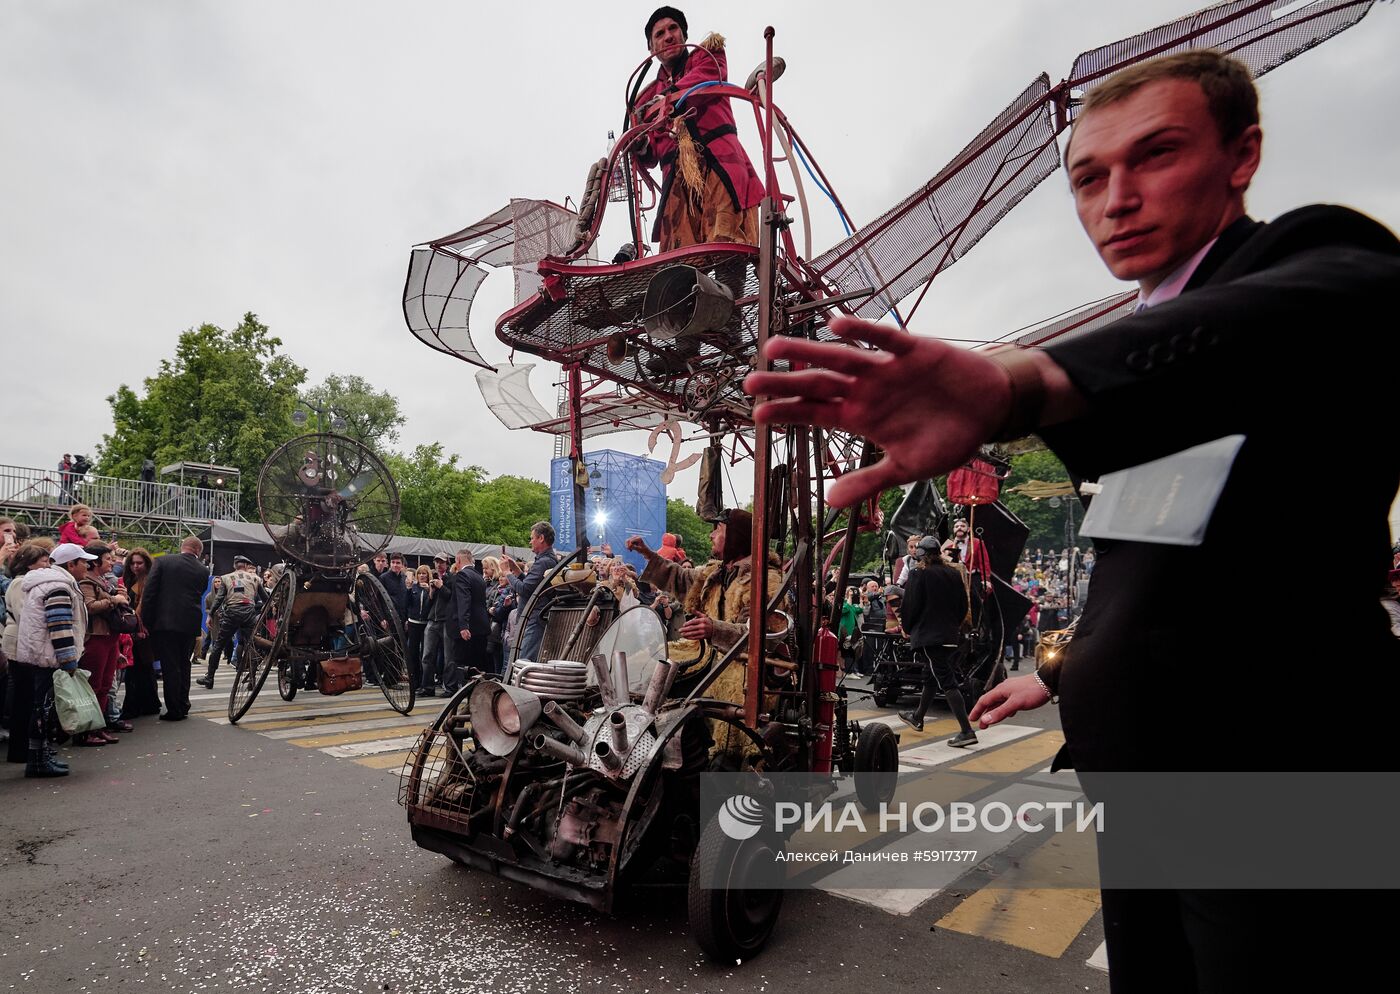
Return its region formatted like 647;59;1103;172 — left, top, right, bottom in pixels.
195;661;216;689
944;689;978;748
25;745;68;778
43;742;69;772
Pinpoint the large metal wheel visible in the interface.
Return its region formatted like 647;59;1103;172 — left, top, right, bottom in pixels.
688;805;785;964
354;572;414;715
229;570;294;723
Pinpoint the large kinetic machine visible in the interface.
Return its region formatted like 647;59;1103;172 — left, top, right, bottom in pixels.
396;2;1379;961
227;433;415;723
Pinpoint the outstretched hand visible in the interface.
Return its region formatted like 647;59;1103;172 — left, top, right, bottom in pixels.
967;674;1052;729
743;316;1012;507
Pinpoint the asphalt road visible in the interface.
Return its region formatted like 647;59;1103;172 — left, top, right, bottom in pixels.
1;680;1108;994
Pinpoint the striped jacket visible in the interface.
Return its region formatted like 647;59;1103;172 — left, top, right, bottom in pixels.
16;566;88;668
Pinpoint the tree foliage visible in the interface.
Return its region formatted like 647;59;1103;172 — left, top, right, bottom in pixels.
665;497;713;563
1000;449;1079;550
302;373;406;452
387;444;549;547
96;313;306;516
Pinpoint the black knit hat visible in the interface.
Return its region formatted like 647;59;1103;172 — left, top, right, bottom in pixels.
645;6;687;41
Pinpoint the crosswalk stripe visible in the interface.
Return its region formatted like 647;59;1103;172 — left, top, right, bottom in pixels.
320;736;419;759
260;716;427;740
862;715;961;745
818;780;1085;916
935;828;1102;957
897;723;1039;769
1087;940;1109;973
208;701;398;725
290;724;427;748
355;753;416;770
951;730;1065;775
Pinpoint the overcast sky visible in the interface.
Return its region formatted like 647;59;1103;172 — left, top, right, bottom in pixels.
3;1;1396;510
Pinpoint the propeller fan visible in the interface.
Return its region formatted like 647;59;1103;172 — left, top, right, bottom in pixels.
257;433;400;571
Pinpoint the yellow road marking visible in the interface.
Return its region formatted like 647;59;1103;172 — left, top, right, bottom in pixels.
289;724;429;748
227;706;401;731
951;730;1065;775
355;753;414;770
935;829;1101;957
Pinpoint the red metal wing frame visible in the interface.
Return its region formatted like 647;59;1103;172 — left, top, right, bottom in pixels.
1065;0;1378;120
810;75;1062;323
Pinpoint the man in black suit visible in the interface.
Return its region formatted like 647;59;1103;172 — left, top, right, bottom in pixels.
140;535;212;720
447;548;489;688
745;50;1398;992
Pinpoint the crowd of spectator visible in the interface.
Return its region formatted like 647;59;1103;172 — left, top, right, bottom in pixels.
363;523;695;697
1;511;205;778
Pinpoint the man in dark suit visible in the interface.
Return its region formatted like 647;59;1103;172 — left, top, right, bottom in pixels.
745;50;1398;992
140;535;212;720
447;548;489;688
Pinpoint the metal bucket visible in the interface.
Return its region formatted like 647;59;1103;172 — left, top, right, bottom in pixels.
640;265;735;341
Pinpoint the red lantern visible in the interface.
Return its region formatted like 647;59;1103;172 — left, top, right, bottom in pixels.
947;458;1001;506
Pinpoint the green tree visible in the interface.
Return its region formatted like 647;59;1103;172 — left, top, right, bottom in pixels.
97;313;306;516
302;373;406;452
666;497;712;562
387;444;549;547
470;474;551;546
387;444;485;541
1001;449;1077;550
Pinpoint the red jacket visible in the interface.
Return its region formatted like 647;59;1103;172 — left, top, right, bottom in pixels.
656;533;684;562
632;39;765;241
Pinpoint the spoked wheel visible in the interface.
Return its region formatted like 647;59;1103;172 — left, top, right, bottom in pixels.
354;572;414;715
277;659;298;701
853;721;900;813
229;570;293;723
688;805;785;964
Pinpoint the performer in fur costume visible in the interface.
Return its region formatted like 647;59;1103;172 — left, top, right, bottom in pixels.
626;509;785;763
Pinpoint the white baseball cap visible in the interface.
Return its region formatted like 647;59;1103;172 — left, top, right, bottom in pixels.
51;543;98;565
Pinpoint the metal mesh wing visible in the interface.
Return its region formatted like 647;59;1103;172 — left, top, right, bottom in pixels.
1067;0;1378;118
811;75;1060;320
476;364;556;431
403;202;580;370
403;248;493;369
1006;291;1139;349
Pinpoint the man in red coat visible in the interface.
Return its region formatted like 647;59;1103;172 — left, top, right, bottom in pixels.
633;7;766;251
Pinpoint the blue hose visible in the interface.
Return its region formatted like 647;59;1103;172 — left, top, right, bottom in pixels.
791;139;906;328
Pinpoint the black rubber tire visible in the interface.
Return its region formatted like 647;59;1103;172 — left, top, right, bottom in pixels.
853;721;899;812
688;807;785;964
277;660;298;702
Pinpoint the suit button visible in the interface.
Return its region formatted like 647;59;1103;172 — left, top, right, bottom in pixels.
1189;325;1218;347
1148;343;1172;365
1126;350;1152;372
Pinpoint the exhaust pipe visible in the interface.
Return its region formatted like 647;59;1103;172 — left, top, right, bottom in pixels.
609;710;629;753
543;700;587;745
594;739;623;773
532;732;587;767
641;660;676;714
591;653;617;708
610;651;630;704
